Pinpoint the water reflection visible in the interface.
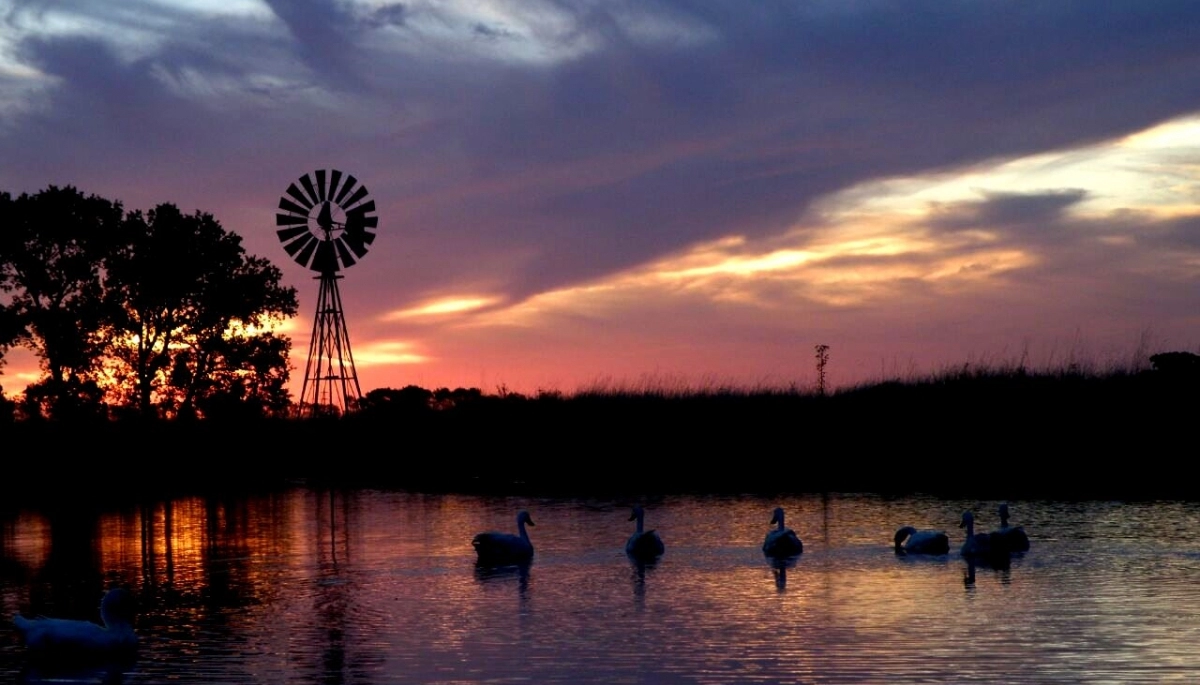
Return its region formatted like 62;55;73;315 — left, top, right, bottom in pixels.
768;556;796;592
0;493;1198;684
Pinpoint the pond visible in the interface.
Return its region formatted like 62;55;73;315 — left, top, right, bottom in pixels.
1;490;1198;683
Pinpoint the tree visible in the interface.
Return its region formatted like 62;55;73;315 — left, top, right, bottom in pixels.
1;187;298;419
0;187;123;417
105;203;298;418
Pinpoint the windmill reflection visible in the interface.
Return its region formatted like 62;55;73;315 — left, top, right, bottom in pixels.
313;488;355;685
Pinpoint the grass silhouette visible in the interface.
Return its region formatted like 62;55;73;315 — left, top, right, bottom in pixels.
3;351;1196;504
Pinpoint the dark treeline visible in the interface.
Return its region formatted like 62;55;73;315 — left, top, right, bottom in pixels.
3;359;1197;504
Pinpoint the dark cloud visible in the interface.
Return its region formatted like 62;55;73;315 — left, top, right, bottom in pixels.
928;189;1089;236
366;3;408;29
2;0;1200;309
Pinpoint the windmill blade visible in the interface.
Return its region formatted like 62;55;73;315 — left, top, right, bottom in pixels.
328;169;344;202
342;185;369;209
285;183;313;210
334;175;357;205
334;237;358;268
293;235;320;268
275;212;307;227
315;169;327;201
276;226;310;243
278;197;310;217
299;173;321;206
284;233;316;258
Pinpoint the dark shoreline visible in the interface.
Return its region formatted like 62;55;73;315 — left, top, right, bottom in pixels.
4;369;1196;505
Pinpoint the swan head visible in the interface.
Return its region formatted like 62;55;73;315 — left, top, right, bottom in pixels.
959;511;974;529
517;511;534;527
770;507;785;526
628;506;645;522
894;526;917;548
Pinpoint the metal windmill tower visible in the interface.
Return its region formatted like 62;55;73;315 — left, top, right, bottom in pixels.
275;169;378;416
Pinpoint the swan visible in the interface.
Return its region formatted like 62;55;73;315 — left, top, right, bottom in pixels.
894;526;950;555
473;511;535;564
625;506;665;561
13;588;138;655
992;503;1031;553
959;511;1009;563
762;507;804;558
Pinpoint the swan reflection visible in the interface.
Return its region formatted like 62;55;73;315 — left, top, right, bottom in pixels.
474;559;531;597
769;555;797;592
963;557;1014;588
628;555;659;609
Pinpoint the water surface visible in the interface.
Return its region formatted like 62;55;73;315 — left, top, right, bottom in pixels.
2;492;1198;683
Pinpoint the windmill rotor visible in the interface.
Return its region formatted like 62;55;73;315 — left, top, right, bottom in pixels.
276;169;378;273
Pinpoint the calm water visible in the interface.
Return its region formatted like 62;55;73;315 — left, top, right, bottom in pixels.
2;491;1199;684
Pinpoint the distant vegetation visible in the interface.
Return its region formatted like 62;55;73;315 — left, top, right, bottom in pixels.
2;352;1197;503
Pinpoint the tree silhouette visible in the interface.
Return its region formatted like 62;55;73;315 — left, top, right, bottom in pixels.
106;203;298;418
0;188;298;419
0;187;123;417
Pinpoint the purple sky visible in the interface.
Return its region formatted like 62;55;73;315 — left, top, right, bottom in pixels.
2;1;1199;395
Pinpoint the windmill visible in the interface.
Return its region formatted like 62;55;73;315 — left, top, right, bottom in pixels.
275;169;378;416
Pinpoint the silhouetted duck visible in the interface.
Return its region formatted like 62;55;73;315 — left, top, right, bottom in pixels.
762;507;804;558
894;526;950;555
991;503;1030;553
13;588;138;655
473;511;535;565
625;506;665;561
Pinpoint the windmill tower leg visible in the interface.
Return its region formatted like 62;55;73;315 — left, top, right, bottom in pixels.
299;272;362;417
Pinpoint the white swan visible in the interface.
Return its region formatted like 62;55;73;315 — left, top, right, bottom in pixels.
473;511;535;564
13;588;138;654
762;507;804;558
625;506;665;561
894;526;950;555
992;503;1030;553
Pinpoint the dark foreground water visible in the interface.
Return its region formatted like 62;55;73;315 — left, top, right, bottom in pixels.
1;491;1198;684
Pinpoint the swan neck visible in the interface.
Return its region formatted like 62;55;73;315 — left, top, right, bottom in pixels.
636;512;645;534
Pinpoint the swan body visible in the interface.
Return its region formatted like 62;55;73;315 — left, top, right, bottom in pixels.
992;503;1030;553
894;526;950;555
13;588;138;655
959;511;1009;562
473;511;535;564
762;507;804;558
625;506;665;561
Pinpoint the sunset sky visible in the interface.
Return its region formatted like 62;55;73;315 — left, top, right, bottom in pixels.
2;1;1199;396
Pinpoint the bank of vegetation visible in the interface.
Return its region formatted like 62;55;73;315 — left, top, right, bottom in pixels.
3;355;1196;503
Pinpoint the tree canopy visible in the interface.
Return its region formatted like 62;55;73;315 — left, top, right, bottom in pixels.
0;186;298;419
